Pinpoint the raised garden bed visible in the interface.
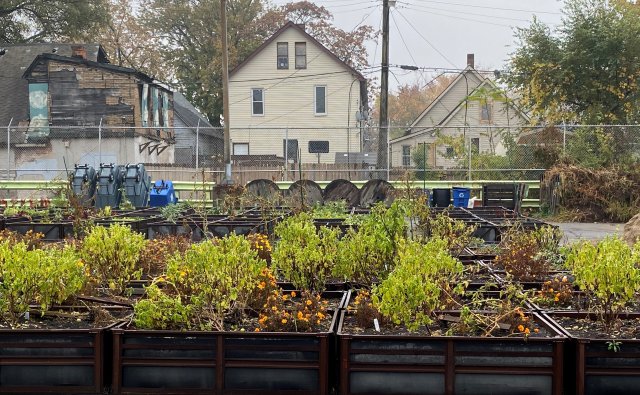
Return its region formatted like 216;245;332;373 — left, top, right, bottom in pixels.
111;313;338;395
337;309;565;395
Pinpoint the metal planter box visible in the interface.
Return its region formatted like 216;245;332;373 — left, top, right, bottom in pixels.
337;310;565;395
0;325;113;393
111;314;338;394
543;311;640;395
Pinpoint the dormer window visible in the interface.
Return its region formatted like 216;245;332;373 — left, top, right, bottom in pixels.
277;42;288;69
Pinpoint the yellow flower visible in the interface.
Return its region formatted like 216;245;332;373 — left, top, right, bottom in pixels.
297;311;304;320
306;300;312;306
254;328;261;332
281;318;287;324
524;328;530;335
290;291;296;297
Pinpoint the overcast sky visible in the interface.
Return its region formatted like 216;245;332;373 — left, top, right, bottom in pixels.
269;0;565;90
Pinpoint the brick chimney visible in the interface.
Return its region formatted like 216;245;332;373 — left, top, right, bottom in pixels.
71;45;87;60
467;53;474;69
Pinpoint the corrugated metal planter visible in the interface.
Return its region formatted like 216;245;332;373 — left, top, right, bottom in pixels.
543;311;640;395
0;322;118;393
111;314;338;395
337;310;565;395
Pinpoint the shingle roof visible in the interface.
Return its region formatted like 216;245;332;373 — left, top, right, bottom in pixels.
173;92;222;139
0;43;104;127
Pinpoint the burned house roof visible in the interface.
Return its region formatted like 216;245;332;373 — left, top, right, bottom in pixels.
0;43;106;127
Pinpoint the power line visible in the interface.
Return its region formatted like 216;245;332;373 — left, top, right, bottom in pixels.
390;9;426;85
394;7;458;68
410;0;562;15
400;2;536;23
398;4;514;27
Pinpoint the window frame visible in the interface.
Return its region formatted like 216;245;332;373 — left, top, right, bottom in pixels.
471;137;480;153
480;99;492;123
251;88;264;116
277;42;288;69
402;145;411;167
233;143;249;156
314;85;327;115
295;42;306;69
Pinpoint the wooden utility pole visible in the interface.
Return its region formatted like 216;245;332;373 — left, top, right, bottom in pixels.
377;0;390;180
220;0;232;183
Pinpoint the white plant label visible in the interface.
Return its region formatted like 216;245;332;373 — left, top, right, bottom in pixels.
374;318;380;332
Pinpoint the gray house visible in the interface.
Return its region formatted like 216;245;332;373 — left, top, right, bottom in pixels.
173;92;223;167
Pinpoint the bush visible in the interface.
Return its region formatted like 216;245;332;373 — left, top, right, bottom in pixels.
372;238;465;332
333;201;408;286
80;223;146;295
272;213;340;292
0;241;86;325
134;234;266;330
565;236;640;329
138;235;191;277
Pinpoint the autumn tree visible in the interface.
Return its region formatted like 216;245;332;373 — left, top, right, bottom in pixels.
505;0;640;166
94;0;167;81
0;0;108;43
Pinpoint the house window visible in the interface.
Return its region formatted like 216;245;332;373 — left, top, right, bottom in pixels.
402;145;411;166
446;147;455;157
277;42;288;69
471;137;480;153
295;42;306;69
315;86;326;115
252;88;264;115
233;143;249;155
480;100;492;123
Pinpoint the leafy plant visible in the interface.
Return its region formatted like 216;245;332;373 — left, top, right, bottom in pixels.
80;223;146;295
257;290;329;333
310;200;348;219
536;275;573;306
565;236;640;330
138;235;191;277
246;233;272;263
372;238;465;332
272;213;340;293
333;201;408;286
0;241;86;325
134;234;266;331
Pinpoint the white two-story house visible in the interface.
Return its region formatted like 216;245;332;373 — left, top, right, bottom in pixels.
228;21;367;164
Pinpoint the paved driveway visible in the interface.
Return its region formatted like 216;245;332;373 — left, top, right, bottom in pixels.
550;222;622;243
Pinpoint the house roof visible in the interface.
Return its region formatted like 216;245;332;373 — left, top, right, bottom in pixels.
391;67;529;144
229;21;365;81
22;53;155;83
173;92;222;139
0;43;106;126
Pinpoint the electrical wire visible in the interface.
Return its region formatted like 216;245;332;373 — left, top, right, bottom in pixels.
394;7;458;68
398;4;513;28
399;2;536;23
409;0;561;15
390;9;426;86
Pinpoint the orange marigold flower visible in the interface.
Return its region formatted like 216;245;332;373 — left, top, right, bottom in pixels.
517;324;525;332
524;328;530;335
306;300;312;306
290;291;297;297
281;318;288;324
254;328;261;332
534;328;540;333
297;311;304;320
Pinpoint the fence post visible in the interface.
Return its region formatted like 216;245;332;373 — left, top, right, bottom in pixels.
284;128;288;182
98;118;102;165
562;121;567;154
195;119;200;172
7;118;12;181
468;134;472;182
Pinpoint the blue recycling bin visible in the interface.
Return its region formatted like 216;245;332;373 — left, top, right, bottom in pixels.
452;187;471;207
149;180;178;207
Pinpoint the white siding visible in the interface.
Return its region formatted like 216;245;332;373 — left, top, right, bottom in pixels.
229;27;362;163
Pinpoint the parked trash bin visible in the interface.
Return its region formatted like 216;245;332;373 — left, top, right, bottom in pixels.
123;163;151;207
70;164;96;207
452;187;471;207
149;180;178;207
431;188;451;207
95;163;123;209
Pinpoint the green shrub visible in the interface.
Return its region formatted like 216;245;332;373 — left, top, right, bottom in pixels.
372;238;465;332
565;236;640;329
272;213;340;292
80;223;146;295
333;201;408;286
0;241;86;325
134;234;266;330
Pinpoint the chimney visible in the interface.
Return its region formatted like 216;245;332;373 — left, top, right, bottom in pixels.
71;45;87;60
467;53;474;69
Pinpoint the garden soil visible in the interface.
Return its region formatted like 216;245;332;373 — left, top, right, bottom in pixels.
623;212;640;246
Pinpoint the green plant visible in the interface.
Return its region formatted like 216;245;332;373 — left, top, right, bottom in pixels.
310;200;348;219
134;234;266;330
565;236;640;330
372;238;465;332
0;241;86;325
80;223;146;295
333;201;408;286
421;209;479;255
272;213;340;292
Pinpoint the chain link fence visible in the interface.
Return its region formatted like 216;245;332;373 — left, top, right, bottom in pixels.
1;124;638;186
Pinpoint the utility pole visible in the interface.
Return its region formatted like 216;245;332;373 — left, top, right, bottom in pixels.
377;0;391;180
220;0;232;184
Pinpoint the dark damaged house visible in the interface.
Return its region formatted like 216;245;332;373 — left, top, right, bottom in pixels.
0;43;175;180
